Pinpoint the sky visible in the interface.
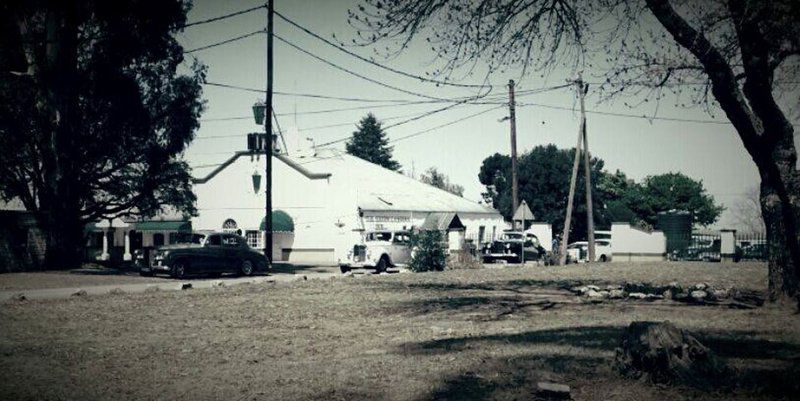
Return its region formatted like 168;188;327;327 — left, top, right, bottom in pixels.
177;0;798;231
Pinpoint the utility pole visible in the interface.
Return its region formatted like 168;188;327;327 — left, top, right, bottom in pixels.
559;76;590;265
558;110;583;266
508;79;519;227
579;76;596;263
264;0;274;264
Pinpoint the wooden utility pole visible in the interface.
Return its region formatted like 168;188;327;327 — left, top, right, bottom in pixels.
579;77;596;263
264;0;274;264
558;107;584;265
508;79;519;226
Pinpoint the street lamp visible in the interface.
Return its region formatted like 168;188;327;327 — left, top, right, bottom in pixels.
252;102;266;125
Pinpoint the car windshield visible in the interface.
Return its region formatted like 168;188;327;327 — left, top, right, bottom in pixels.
392;232;410;244
366;232;392;242
502;233;523;240
568;243;586;249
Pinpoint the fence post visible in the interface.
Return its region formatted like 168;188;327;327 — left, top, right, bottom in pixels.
720;229;736;262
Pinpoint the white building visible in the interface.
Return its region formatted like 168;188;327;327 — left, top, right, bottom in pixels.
192;149;507;265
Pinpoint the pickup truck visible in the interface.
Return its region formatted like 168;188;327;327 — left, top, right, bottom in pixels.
339;230;411;273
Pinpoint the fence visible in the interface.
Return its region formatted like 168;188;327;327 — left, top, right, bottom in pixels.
667;231;767;262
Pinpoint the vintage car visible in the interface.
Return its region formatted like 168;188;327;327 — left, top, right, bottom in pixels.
137;232;269;278
565;239;613;263
482;231;546;264
339;230;411;273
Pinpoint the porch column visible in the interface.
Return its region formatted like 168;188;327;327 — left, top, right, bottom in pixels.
99;229;110;261
123;230;132;261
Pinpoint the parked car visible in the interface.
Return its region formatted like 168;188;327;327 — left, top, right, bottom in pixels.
740;242;767;261
482;231;546;264
339;230;411;273
137;232;269;278
565;239;613;263
683;238;721;262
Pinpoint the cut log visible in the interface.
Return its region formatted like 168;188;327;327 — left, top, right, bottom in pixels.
614;321;728;387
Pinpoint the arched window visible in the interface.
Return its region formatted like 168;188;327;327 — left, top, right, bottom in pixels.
222;219;238;233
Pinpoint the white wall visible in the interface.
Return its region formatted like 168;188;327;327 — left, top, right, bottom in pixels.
610;223;666;262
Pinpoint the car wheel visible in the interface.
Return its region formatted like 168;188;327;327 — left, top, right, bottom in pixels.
340;264;350;274
599;254;607;263
170;260;187;279
240;259;254;276
139;269;153;277
375;256;388;273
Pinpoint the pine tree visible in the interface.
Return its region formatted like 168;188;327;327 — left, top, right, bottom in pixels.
346;113;401;171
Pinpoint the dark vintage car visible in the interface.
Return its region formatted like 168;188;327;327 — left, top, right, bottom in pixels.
137;232;269;278
482;231;546;264
739;242;767;261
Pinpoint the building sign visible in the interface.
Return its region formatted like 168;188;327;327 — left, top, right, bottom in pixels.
364;216;411;223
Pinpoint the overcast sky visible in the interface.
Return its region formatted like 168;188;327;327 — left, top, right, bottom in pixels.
178;0;799;230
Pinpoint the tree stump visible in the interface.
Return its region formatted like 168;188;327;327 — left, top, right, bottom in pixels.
614;321;728;387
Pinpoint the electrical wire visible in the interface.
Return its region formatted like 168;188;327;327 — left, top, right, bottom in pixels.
204;81;418;102
273;33;465;101
516;101;732;125
274;10;489;89
180;4;266;29
184;29;265;53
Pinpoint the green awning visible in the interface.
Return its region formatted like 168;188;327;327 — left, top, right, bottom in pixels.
260;210;294;232
133;220;192;232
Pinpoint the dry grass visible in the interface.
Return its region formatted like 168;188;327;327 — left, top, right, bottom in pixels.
1;261;798;401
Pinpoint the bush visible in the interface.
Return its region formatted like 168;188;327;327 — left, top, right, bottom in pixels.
409;230;446;272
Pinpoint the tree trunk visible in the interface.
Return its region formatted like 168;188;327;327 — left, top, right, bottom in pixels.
758;137;800;303
41;206;86;269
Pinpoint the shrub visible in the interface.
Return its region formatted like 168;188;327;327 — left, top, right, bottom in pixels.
409;230;446;272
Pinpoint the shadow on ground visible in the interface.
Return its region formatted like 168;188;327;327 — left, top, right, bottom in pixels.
398;325;800;400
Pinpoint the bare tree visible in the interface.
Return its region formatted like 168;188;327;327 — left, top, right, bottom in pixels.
733;186;766;233
420;167;465;197
350;0;800;302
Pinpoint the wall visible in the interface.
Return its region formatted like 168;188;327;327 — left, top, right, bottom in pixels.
610;222;666;262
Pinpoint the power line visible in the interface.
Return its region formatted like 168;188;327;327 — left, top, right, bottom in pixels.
204;81;415;102
184;29;265;53
198;84;562;122
388;105;505;144
274;10;489;89
516;101;732;125
273;33;469;101
180;4;266;28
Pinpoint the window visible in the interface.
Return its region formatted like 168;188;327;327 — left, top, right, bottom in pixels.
478;226;486;243
222;235;240;247
492;226;497;241
245;230;261;249
206;235;221;246
366;232;392;242
392;232;410;244
153;233;165;247
222;218;238;233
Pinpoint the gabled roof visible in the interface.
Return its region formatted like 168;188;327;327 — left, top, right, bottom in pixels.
421;212;466;231
287;151;501;215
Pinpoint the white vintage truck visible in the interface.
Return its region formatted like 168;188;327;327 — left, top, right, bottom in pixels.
339;230;412;273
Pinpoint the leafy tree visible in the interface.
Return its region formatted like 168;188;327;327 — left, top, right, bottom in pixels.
346;113;401;171
479;145;605;240
351;0;800;302
420;167;464;196
408;230;446;272
0;1;205;268
636;173;724;227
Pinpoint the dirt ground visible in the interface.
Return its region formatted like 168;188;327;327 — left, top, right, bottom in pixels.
0;263;335;291
1;261;797;401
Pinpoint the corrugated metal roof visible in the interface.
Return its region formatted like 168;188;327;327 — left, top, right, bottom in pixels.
284;151;501;215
